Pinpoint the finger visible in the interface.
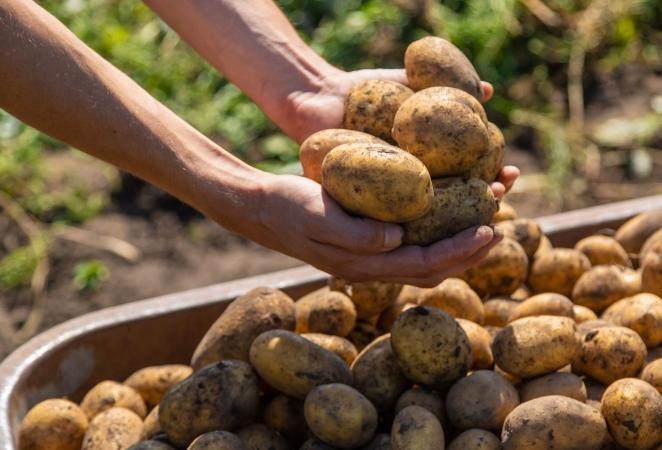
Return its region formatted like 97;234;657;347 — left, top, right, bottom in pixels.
496;165;520;193
357;68;408;86
481;81;494;102
489;182;506;200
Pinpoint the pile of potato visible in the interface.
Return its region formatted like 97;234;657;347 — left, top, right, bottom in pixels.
18;206;662;450
300;36;503;244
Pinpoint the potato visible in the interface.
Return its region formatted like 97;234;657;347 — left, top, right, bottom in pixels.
18;398;88;450
642;247;662;296
601;378;662;450
395;387;446;425
641;228;662;261
262;395;306;445
188;430;244;450
574;234;632;267
510;285;532;301
377;289;418;332
329;278;403;323
300;333;358;365
123;364;192;409
159;360;260;447
346;321;381;352
249;329;352;399
573;304;598;323
493;199;518;222
342;79;414;143
300;129;387;183
518;372;587;403
507;292;575;323
572;325;648;385
534;234;554;257
491;315;578;379
528;248;592;296
501;395;608;450
295;287;357;337
614;209;662;254
392;86;489;178
350;334;410;413
447;428;501;450
641;359;662;394
445;370;519;432
141;406;160;440
417;277;485;324
404;35;483;100
468;121;506;183
456;318;494;370
402;177;497;245
576;318;614;334
321;142;434;222
362;433;391;450
127;440;176;450
497;218;543;259
483;297;521;327
237;423;292;450
460;238;529;297
391;405;445;450
191;286;296;370
304;383;378;449
81;407;143;450
390;306;472;389
601;293;662;348
572;264;641;314
80;380;147;420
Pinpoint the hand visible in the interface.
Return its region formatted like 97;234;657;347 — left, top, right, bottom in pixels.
250;173;503;287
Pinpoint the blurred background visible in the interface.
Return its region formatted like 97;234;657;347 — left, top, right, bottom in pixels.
0;0;661;359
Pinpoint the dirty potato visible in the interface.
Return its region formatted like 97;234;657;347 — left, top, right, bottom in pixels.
483;297;521;328
394;387;446;425
507;292;575;323
123;365;192;410
236;423;292;450
300;333;358;365
572;265;641;314
642;247;662;297
19;398;88;450
81;407;143;450
80;380;147;420
614;209;662;255
496;218;543;259
391;405;445;450
187;430;244;450
574;234;632;267
447;428;501;450
493;199;518;222
456;318;494;370
418;278;485;324
601;292;662;348
641;359;662;394
329;278;403;323
518;372;587;403
262;395;307;445
468;121;506;183
295;287;357;337
528;248;592;296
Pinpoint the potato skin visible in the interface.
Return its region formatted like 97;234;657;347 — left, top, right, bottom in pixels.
518;372;587;403
601;378;662;450
456;318;494;370
236;423;292;450
492;315;579;379
19;398;88;450
81;407;143;450
191;286;296;370
329;278;403;323
262;395;307;445
614;210;662;254
402;177;497;245
507;292;575;323
249;329;352;399
321;142;434;223
392;86;489;178
497;218;543;259
601;293;662;348
304;383;378;449
641;358;662;394
469;121;506;183
123;364;192;409
158;360;260;448
300;333;358;366
574;234;632;267
127;440;176;450
501;395;607;450
188;430;244;450
391;405;445;450
447;428;501;450
80;380;147;420
418;277;485;324
300;129;386;183
395;387;446;425
390;306;472;389
642;248;662;297
528;248;592;296
572;265;641;314
483;297;521;327
295;287;357;337
404;36;483;100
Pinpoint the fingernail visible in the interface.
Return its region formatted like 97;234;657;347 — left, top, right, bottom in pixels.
491;224;504;239
384;226;403;248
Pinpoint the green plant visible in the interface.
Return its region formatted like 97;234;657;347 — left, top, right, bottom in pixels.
72;260;109;291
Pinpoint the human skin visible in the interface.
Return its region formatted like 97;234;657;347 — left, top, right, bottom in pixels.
0;0;518;287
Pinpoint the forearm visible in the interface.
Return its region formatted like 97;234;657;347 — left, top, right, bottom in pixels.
0;0;263;233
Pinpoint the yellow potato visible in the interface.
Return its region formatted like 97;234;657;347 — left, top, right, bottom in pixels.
391;405;445;450
128;439;176;449
262;395;306;445
81;407;143;450
79;380;147;420
418;277;484;324
497;218;543;259
377;289;418;332
641;358;662;394
614;209;662;254
572;264;641;314
447;428;501;450
493;199;518;222
574;234;632;267
300;332;358;365
329;278;403;323
640;228;662;261
346;320;382;352
342;79;414;143
394;387;446;426
601;292;662;348
642;247;662;297
469;121;506;183
140;405;160;441
188;430;244;450
321;142;434;222
573;304;598;323
483;297;521;327
528;248;592;296
456;318;494;370
18;398;88;450
295;286;357;337
507;292;575;323
392;86;489;177
518;372;587;403
236;423;292;450
123;364;192;409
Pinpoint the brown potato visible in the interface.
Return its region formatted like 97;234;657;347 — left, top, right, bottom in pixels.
418;278;485;324
614;209;662;254
159;360;260;447
300;333;358;365
534;234;554;257
295;287;357;337
507;292;575;323
140;406;160;440
18;398;88;450
641;228;662;261
572;325;648;385
304;383;378;449
346;321;382;352
642;247;662;297
390;306;472;389
127;440;176;450
518;372;587;403
300;129;387;183
191;286;296;370
404;36;483;100
574;234;632;267
123;364;192;409
528;248;592;296
391;405;445;450
469;121;506;183
601;292;662;348
342;79;414;143
445;370;519;432
501;395;608;450
573;304;598;323
377;298;417;333
81;407;143;450
392;86;489;177
492;315;578;379
350;334;409;413
188;430;244;450
447;428;501;450
483;297;521;327
402;177;497;245
456;318;494;370
329;278;403;323
601;378;662;450
394;387;446;425
237;423;292;450
262;395;306;445
80;380;147;420
321;142;434;222
497;218;543;259
572;264;641;314
460;238;529;297
641;359;662;394
249;329;352;399
493;199;518;222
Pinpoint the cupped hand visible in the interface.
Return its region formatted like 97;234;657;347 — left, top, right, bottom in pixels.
252;173;503;287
